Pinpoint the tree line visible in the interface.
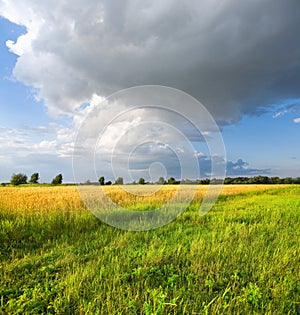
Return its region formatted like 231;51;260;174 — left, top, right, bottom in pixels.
96;175;300;185
223;176;300;184
95;176;178;185
3;173;300;186
4;173;63;186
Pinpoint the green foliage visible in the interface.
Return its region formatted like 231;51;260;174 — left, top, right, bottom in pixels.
0;186;299;314
167;177;179;184
98;176;105;186
138;178;145;185
10;173;27;185
181;176;300;185
29;172;39;184
51;174;63;185
157;176;165;185
224;176;300;184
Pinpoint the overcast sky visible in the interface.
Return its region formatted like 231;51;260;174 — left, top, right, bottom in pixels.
0;0;299;183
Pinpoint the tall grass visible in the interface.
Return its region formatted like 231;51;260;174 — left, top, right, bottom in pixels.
0;185;299;314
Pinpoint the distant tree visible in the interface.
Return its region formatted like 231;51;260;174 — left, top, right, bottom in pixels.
85;179;91;185
138;177;145;185
99;176;105;185
294;177;300;184
232;177;250;184
270;177;280;184
115;177;124;185
51;174;63;185
224;177;234;184
199;179;210;184
157;176;165;185
29;172;39;184
168;177;179;185
105;181;112;185
251;176;270;184
283;177;293;184
10;173;27;186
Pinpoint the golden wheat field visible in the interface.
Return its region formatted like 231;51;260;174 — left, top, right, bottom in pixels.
0;184;283;215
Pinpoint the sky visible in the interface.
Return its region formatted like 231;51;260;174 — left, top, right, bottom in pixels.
0;0;299;183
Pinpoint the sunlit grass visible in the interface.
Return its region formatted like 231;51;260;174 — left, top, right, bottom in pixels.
0;185;299;314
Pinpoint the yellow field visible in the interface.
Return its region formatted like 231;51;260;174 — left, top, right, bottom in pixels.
0;184;283;215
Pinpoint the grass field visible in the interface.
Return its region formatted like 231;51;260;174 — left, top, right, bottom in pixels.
0;185;299;314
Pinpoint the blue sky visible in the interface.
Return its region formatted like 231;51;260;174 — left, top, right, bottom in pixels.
0;1;299;183
223;111;300;176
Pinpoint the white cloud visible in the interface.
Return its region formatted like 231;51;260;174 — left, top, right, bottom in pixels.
0;123;76;182
0;124;69;157
294;118;300;123
71;87;228;183
273;102;300;121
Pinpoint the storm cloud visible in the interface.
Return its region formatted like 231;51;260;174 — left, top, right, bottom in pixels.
1;0;300;122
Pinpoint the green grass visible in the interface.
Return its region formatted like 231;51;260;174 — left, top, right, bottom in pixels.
0;186;299;314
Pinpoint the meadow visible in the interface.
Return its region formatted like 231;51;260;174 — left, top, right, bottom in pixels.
0;185;299;314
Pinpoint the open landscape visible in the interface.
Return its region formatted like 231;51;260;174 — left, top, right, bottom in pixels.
0;185;299;314
1;1;300;314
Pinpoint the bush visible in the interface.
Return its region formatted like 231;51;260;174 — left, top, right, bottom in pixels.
139;178;145;185
29;173;39;184
51;174;63;185
99;176;105;185
10;173;27;186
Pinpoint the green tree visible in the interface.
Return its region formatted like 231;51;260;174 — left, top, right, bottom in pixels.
200;179;210;185
29;172;39;184
115;177;124;185
270;177;280;184
294;177;300;184
51;174;63;185
168;177;178;185
99;176;105;185
10;173;27;185
157;176;165;185
138;177;145;185
283;177;293;184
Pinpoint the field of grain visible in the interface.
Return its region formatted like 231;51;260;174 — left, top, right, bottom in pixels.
0;185;299;314
0;184;282;214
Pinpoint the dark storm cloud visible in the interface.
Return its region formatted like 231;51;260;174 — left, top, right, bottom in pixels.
1;0;300;122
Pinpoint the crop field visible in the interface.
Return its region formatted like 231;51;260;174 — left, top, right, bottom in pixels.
0;185;299;314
